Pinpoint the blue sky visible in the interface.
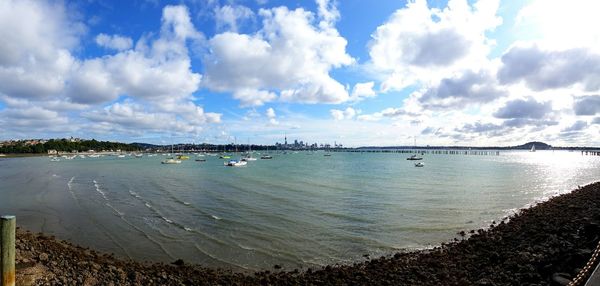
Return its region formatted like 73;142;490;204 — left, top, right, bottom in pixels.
0;0;599;146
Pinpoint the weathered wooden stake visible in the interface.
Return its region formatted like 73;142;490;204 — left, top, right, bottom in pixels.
1;216;15;286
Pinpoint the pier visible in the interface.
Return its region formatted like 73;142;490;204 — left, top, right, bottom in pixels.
582;150;600;156
332;149;501;156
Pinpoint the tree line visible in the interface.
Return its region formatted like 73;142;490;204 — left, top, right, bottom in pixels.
0;139;139;154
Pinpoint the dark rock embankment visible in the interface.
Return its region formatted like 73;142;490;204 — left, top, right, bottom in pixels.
15;182;600;285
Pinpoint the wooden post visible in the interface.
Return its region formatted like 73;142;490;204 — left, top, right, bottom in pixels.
1;216;15;286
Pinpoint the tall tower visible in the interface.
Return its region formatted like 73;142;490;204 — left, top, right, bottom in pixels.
284;133;287;147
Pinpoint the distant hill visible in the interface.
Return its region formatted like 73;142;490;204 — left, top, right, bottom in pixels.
131;142;161;149
512;141;552;150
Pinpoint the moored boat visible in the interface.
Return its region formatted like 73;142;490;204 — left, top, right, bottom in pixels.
224;160;247;166
407;154;423;160
162;158;182;164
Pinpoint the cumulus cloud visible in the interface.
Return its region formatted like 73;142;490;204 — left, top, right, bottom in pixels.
349;82;376;101
562;120;588;132
203;4;353;106
516;0;600;50
95;33;133;51
573;95;600;116
0;2;221;139
330;107;356;120
265;107;276;118
68;5;202;105
369;0;501;91
0;0;81;100
416;70;506;109
0;106;70;134
214;5;254;32
84;101;219;135
456;122;504;135
265;107;279;125
494;98;552;119
357;107;417;122
498;45;600;92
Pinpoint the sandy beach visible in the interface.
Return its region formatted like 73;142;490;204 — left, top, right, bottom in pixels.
11;181;599;285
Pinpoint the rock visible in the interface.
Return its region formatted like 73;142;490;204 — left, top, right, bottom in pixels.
39;253;49;262
551;273;571;286
172;259;185;266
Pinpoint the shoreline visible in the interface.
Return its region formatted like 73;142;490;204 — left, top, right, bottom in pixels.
14;182;600;285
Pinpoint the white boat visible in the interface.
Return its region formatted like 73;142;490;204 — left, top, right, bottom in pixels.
406;154;423;160
260;154;273;159
89;154;100;158
415;162;424;167
242;156;257;161
161;158;182;164
324;153;331;157
117;154;126;158
224;160;247;167
135;154;143;158
162;144;181;164
50;157;60;162
530;144;536;152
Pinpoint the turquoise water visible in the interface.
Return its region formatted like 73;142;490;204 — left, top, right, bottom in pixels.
0;151;598;271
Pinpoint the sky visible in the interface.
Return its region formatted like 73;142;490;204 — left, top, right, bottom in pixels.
0;0;599;147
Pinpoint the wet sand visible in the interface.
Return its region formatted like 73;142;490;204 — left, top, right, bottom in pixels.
15;182;600;285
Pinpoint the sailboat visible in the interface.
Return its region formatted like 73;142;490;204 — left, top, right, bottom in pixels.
406;137;423;160
530;144;536;152
260;145;273;159
242;139;257;161
162;144;182;164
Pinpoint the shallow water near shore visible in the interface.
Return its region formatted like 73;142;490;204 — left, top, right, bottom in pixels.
0;150;598;271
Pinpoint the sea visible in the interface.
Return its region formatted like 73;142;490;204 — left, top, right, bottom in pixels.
0;150;598;271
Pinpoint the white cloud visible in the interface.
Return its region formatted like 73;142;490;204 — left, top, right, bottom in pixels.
515;0;600;50
349;81;376;101
266;107;276;119
412;69;507;110
203;4;353;106
69;5;203;105
369;0;501;91
0;0;81;100
95;33;133;51
0;2;221;139
84;101;220;135
265;107;278;125
357;107;417;122
214;5;254;32
330;107;356;120
498;45;600;92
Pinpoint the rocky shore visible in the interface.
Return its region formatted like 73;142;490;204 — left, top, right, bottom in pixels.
15;182;600;285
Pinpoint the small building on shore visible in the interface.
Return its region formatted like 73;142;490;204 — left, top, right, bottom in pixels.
47;149;58;155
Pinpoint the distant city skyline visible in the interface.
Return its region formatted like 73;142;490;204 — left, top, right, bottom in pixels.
0;0;599;147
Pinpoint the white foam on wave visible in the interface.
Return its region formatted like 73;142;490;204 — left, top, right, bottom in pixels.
162;217;173;224
106;203;125;217
67;176;75;190
93;179;108;201
145;202;152;208
128;190;141;198
183;202;191;206
184;227;192;231
211;215;221;220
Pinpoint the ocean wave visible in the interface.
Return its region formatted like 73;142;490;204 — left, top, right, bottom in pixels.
93;179;108;201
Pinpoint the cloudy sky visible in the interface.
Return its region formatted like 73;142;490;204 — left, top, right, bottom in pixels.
0;0;599;146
